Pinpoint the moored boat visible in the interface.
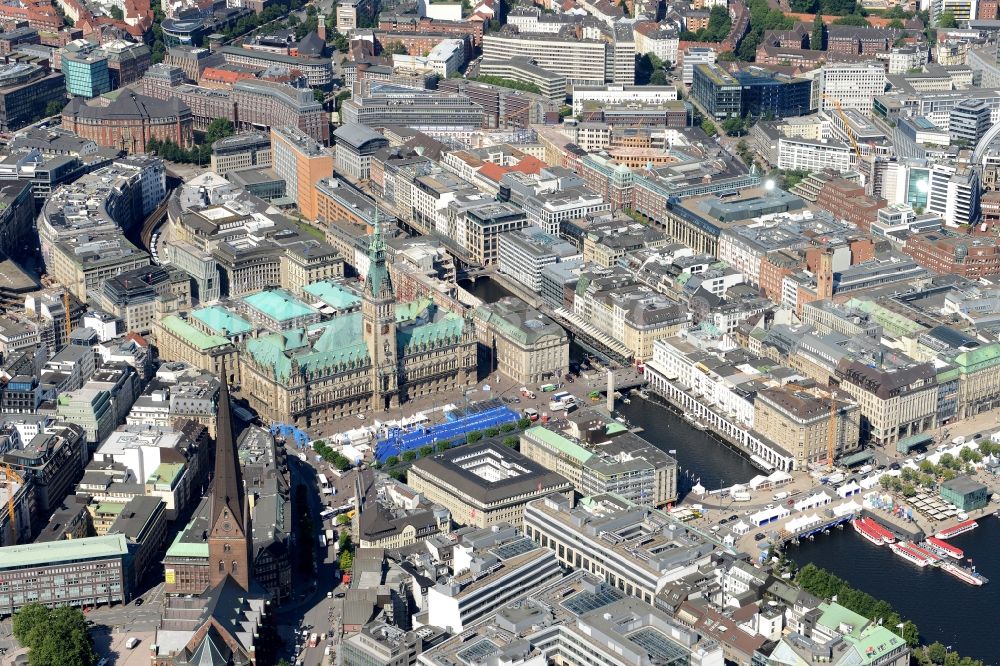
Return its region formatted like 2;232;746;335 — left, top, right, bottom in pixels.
890;541;934;567
935;519;978;540
925;536;964;560
940;562;988;586
852;518;885;546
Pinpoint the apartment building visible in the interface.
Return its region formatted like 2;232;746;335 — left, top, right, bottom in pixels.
483;30;611;88
340;84;485;134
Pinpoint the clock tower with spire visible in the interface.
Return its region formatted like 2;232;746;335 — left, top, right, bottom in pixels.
362;209;399;411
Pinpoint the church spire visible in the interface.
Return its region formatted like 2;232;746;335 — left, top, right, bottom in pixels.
211;375;244;528
207;374;251;591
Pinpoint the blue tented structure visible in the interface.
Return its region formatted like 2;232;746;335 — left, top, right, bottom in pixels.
375;401;519;462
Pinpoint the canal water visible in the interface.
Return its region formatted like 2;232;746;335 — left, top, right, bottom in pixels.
617;396;759;493
789;517;1000;663
459;276;516;304
463;275;997;660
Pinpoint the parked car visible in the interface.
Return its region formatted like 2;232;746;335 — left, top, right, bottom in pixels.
753;533;766;541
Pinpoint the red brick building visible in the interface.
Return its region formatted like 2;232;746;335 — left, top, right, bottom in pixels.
904;230;1000;278
62;92;193;153
378;14;484;46
815;178;886;232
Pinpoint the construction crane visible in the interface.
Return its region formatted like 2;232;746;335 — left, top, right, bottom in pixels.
821;93;863;163
2;464;24;544
63;290;72;341
827;394;838;468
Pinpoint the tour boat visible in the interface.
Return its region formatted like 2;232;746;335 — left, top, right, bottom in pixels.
852;518;886;546
889;541;935;567
935;519;978;540
925;536;964;560
940;562;988;586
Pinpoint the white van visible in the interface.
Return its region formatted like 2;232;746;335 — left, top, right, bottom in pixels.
126;637;141;649
772;491;789;501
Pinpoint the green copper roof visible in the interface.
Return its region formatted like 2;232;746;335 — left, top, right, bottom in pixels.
953;343;1000;372
165;529;209;559
191;306;252;336
246;298;457;382
243;289;318;322
847;298;925;336
160;315;232;351
525;426;593;464
397;312;465;353
304;280;362;310
0;534;129;570
148;462;185;489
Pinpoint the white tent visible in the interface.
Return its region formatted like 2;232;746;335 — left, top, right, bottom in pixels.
691;482;706;496
833;500;862;517
748;475;772;490
767;470;792;486
786;513;822;533
836;481;862;498
731;520;751;535
750;505;791;527
794;492;832;512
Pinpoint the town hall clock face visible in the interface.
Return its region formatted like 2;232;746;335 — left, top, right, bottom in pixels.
223;522;232;532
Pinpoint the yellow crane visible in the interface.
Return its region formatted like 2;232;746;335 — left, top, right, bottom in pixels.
63;290;72;341
821;93;863;163
2;464;24;544
827;394;838;468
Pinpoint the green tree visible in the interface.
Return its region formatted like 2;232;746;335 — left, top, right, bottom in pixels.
927;642;948;664
502;436;519;448
204;118;234;145
14;604;97;666
109;5;123;18
313;88;326;103
384;41;408;55
485;427;500;438
833;14;870;25
336;513;350;525
385;455;399;467
888;18;904;28
649;69;668;85
937;10;957;27
339;549;353;571
45;99;65;117
419;445;433;457
467;431;483;444
701;117;717;136
721;116;744;136
332;31;349;52
402;450;416;462
436;441;452;453
810;14;824;50
878;474;892;490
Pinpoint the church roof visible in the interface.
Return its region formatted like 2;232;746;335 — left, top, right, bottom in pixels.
188;627;234;666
